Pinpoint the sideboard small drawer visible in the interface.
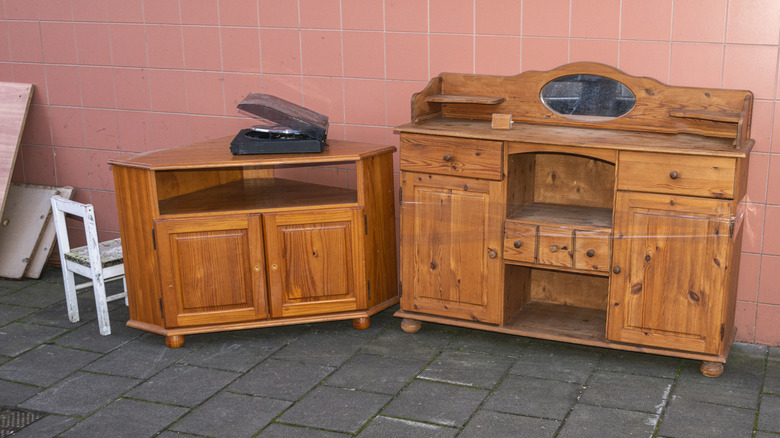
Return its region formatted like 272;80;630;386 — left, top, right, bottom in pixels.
401;134;503;180
504;222;537;263
573;229;610;272
618;151;736;198
537;226;574;268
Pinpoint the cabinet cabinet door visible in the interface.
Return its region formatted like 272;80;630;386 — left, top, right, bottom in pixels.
263;209;365;318
401;173;505;323
607;192;732;355
155;215;268;327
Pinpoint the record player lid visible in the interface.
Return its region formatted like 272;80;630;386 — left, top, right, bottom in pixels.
237;93;328;141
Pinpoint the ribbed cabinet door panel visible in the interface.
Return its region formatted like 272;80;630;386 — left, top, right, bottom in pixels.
608;192;731;355
263;208;365;318
155;215;268;327
400;173;504;324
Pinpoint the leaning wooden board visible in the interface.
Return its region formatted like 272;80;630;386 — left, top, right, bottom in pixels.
0;184;73;279
0;82;34;220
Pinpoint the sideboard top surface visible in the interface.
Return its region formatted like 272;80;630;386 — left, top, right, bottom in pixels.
109;137;396;171
395;117;752;158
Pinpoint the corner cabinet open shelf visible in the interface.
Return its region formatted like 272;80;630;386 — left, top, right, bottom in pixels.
395;62;753;377
110;139;397;348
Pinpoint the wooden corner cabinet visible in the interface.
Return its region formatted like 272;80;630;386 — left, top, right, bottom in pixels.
110;138;397;348
395;62;753;377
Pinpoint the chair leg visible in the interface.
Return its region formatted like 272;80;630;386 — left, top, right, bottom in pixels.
92;275;112;336
62;269;80;323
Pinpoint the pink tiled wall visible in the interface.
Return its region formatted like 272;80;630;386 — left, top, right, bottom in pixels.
2;0;780;344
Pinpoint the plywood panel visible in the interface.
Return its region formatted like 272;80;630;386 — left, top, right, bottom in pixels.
24;186;75;278
0;83;34;220
0;184;66;279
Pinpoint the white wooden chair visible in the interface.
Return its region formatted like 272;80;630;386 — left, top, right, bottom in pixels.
50;196;126;335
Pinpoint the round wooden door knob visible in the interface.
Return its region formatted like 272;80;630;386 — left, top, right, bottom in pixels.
513;240;523;248
586;249;595;257
613;266;622;274
488;249;498;259
669;170;679;179
443;153;454;162
549;245;559;253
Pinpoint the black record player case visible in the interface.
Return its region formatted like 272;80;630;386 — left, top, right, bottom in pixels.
230;94;329;155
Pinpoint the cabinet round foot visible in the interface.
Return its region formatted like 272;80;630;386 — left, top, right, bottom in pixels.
700;361;724;377
400;318;422;333
353;317;371;330
165;335;185;348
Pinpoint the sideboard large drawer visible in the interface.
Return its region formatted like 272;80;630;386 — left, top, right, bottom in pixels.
401;134;503;180
618;151;736;198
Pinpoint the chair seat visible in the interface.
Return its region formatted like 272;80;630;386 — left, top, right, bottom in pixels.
64;238;123;268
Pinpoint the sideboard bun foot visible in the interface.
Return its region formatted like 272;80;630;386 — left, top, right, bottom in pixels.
700;361;724;377
353;317;371;330
400;318;422;333
165;334;185;348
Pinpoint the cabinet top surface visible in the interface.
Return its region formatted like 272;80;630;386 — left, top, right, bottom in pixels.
396;118;751;158
109;137;396;170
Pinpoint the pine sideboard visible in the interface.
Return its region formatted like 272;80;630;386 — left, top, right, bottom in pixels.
395;62;753;376
110;139;397;348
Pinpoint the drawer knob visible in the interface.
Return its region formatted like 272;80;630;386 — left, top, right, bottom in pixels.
669;170;679;180
443;153;453;162
613;266;622;274
513;240;523;248
586;249;595;257
549;245;559;253
488;249;498;259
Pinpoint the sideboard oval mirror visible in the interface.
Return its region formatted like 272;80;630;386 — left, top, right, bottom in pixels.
540;74;635;120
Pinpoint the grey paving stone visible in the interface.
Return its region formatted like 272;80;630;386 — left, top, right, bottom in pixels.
156;431;203;438
227;358;334;401
172;391;291;438
0;379;39;405
509;342;601;383
0;303;36;325
758;394;780;433
658;394;756;438
9;414;79;438
53;317;142;353
20;371;139;416
557;404;659;438
59;398;188;438
382;379;489;427
84;338;193;379
325;353;427;394
598;349;682;378
418;349;514;389
459;410;560;438
126;364;239;407
0;278;37;293
179;335;282;372
20;295;96;328
358;416;458;437
677;359;763;403
447;329;530;357
0;282;67;308
483;374;581;420
308;313;391;339
233;322;312;344
763;358;780;395
278;386;392;433
260;423;350;437
0;322;67;357
579;370;674;413
271;332;368;367
672;375;761;409
0;344;101;386
362;326;454;361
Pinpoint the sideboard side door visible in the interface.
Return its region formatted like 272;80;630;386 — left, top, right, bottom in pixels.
400;172;504;324
607;191;732;355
